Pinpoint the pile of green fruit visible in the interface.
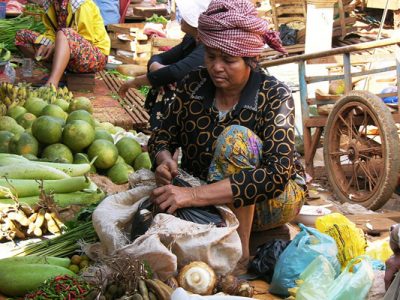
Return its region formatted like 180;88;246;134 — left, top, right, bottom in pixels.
68;254;91;274
0;83;74;113
0;91;151;185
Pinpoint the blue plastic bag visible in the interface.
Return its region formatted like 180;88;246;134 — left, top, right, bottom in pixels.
269;224;340;296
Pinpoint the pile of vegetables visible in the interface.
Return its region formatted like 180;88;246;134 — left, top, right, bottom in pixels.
0;256;75;297
24;3;45;15
9;220;97;257
145;14;169;25
0;83;152;185
25;275;92;299
0;154;103;211
0;83;74;111
0;188;66;241
0;15;45;51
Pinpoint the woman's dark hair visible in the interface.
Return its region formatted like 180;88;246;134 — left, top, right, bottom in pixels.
243;57;260;71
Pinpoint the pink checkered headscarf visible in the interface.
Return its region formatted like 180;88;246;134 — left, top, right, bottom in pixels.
198;0;287;57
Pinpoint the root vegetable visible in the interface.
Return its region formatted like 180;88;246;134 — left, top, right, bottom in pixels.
138;279;150;300
7;210;29;226
44;212;61;235
144;279;170;300
177;261;217;295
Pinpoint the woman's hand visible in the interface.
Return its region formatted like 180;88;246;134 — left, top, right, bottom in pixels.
155;158;178;186
118;78;139;98
151;185;195;214
36;44;55;61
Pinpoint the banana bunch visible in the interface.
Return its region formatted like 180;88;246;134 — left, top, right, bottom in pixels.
0;82;30;112
31;85;74;103
0;43;11;63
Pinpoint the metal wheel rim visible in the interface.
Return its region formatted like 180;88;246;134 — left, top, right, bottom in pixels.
326;100;386;203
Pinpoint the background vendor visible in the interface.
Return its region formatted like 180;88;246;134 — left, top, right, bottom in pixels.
118;0;211;131
15;0;110;87
147;0;304;275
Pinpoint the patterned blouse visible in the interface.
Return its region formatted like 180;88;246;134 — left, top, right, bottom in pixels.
148;67;297;208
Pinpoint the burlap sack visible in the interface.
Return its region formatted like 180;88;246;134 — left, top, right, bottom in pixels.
91;169;242;280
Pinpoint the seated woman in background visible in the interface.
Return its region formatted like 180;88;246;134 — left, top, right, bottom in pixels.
147;0;304;274
118;0;211;130
15;0;110;87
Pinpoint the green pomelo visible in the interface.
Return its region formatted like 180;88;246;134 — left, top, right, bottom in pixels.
68;96;93;113
40;104;68;121
0;131;14;153
87;139;118;170
62;120;95;153
66;110;95;127
13;132;39;156
116;137;142;165
32;116;63;144
16;113;36;129
107;163;134;184
0;116;25;135
24;98;48;117
54;98;70;112
94;129;114;143
116;155;125;164
111;126;125;134
134;152;152;170
41;143;74;163
99;122;115;133
7;106;27;120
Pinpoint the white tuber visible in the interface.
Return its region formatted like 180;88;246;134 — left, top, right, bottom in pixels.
177;261;217;295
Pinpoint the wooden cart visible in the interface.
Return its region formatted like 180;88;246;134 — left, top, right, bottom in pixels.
260;37;400;210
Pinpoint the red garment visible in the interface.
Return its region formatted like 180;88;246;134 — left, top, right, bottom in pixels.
197;0;287;57
15;28;107;73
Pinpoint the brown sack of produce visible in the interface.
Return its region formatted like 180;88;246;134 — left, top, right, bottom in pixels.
116;64;147;77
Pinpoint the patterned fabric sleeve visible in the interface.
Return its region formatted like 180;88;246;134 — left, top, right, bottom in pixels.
229;81;295;208
147;81;185;165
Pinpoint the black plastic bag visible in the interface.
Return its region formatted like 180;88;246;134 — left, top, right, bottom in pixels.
131;177;226;241
249;239;291;283
279;24;298;46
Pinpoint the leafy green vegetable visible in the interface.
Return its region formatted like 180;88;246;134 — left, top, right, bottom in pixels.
0;16;45;52
145;14;169;25
106;69;131;81
139;85;150;97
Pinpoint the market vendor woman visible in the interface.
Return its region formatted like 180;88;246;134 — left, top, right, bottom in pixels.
148;0;305;273
15;0;110;87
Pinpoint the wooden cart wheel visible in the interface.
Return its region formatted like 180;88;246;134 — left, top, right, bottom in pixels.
323;90;400;210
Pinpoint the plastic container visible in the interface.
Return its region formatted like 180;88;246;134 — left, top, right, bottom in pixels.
22;58;33;77
294;205;332;226
0;2;6;19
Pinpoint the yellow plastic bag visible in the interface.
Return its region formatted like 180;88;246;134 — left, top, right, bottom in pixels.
366;238;393;263
316;213;367;267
